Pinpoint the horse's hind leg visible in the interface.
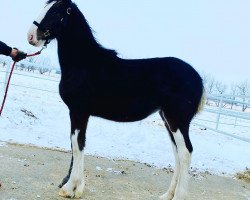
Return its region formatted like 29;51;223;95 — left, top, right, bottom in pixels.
159;111;192;200
59;112;89;198
159;111;180;200
172;125;192;200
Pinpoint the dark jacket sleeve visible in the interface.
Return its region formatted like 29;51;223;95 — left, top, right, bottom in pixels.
0;41;12;56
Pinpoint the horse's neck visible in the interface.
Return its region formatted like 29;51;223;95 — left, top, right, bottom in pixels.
57;7;118;76
57;10;99;67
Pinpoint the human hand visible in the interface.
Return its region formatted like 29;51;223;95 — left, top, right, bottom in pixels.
10;48;27;62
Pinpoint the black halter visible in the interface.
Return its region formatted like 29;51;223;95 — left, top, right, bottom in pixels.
33;7;72;46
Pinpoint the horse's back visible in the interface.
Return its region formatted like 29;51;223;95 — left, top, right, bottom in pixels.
120;57;204;117
119;57;203;97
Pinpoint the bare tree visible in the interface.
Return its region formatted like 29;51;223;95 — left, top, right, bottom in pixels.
214;81;227;107
201;73;216;105
237;80;249;111
19;63;26;71
37;56;52;75
229;83;237;109
206;76;215;95
215;81;227;95
38;67;48;74
26;55;37;72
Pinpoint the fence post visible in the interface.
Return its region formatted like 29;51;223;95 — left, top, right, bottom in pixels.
216;94;223;130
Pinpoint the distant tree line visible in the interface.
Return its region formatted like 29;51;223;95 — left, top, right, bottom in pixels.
0;54;60;75
202;72;249;112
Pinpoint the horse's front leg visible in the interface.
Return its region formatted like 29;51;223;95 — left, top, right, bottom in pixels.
59;112;89;198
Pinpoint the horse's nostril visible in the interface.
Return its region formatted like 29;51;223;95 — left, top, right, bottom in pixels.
29;35;34;41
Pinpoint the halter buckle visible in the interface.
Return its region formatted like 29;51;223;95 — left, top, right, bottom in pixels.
44;30;50;37
67;8;71;15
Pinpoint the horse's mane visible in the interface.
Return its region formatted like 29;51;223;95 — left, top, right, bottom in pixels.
73;4;118;57
46;0;118;58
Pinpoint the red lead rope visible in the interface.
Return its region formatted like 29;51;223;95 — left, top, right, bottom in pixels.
0;50;43;116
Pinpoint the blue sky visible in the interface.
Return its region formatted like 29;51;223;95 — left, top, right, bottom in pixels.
0;0;249;84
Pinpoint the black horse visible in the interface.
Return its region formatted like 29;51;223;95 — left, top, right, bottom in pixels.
28;0;205;199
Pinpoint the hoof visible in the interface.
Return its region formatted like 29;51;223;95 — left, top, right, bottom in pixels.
159;192;174;200
58;182;84;199
74;191;83;199
74;181;84;198
59;187;74;198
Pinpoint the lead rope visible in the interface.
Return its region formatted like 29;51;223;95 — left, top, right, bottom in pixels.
0;46;47;116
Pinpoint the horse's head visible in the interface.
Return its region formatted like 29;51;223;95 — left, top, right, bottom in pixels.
28;0;72;47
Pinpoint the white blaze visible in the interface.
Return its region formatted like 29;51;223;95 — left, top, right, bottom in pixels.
27;2;56;47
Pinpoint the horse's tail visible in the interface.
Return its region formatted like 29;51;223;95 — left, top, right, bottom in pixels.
197;87;206;114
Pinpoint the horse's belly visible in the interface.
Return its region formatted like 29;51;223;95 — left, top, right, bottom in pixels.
90;98;159;122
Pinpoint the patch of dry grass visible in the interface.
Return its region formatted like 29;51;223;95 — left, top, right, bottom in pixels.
236;169;250;183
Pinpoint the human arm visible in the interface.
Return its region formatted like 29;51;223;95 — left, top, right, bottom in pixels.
0;41;27;62
0;41;12;56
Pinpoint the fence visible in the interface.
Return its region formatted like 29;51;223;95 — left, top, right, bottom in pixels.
1;62;250;143
0;62;60;94
193;94;250;143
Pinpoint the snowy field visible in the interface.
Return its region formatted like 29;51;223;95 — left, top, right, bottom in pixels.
193;108;250;141
0;68;249;176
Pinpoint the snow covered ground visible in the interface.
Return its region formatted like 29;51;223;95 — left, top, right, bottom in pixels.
0;69;249;176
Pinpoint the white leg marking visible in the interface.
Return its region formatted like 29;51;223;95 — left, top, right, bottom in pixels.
59;130;85;198
172;130;191;200
160;142;180;200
